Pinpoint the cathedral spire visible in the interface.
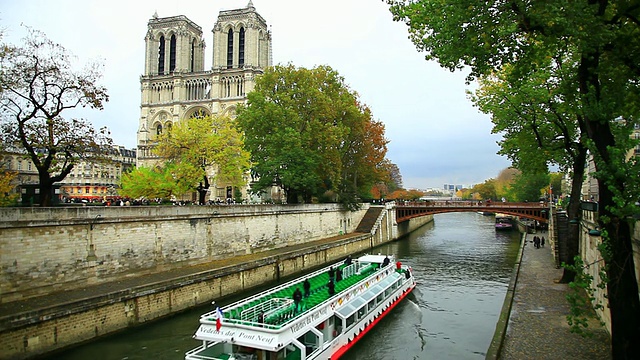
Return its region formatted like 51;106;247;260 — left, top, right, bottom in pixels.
247;0;255;10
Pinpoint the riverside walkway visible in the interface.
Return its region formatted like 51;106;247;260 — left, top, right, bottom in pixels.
492;232;612;360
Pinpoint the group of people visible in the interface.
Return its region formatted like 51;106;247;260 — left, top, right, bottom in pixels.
532;235;545;248
292;254;356;312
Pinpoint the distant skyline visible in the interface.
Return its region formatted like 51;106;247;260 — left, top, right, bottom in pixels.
0;0;512;189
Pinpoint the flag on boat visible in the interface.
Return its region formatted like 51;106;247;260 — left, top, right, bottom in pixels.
216;307;223;331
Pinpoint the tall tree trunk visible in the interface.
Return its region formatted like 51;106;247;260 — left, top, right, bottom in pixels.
559;146;588;283
38;174;53;207
598;184;640;359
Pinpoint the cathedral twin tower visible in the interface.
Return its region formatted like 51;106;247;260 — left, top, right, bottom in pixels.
136;1;271;200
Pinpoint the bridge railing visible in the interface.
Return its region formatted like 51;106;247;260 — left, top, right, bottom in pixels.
396;200;547;209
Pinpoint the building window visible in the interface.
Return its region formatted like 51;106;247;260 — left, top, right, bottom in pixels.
170;34;176;73
239;27;245;67
85;187;90;194
190;39;195;72
227;29;233;69
158;35;165;75
157;124;163;136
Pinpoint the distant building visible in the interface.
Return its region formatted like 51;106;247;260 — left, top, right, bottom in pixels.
1;145;136;204
58;146;136;202
136;1;273;202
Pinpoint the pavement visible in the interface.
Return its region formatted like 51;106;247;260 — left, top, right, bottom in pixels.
498;232;612;360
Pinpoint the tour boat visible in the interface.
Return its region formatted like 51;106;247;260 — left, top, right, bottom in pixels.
185;253;416;360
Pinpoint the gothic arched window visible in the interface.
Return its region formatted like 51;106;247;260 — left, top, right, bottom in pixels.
158;35;165;75
156;124;163;136
190;39;196;72
191;109;207;119
227;29;234;69
170;34;177;73
239;27;245;67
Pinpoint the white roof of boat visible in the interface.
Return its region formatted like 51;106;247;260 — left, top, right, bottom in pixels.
358;254;393;263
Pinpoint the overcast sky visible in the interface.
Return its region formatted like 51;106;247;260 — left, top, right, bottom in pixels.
0;0;512;189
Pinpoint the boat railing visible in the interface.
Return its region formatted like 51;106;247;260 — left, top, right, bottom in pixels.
342;263;357;278
243;297;293;321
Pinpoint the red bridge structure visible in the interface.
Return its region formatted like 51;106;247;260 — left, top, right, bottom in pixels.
395;200;549;223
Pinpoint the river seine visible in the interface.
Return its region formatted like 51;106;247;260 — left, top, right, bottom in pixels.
47;212;521;360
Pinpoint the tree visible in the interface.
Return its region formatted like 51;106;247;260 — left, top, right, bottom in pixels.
472;65;589;283
338;104;389;208
119;164;191;201
387;1;640;356
473;179;497;201
0;169;19;206
494;167;520;201
510;171;550;202
0;27;112;206
154;115;250;204
237;64;388;207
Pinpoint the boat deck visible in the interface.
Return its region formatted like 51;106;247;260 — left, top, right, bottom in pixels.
204;261;406;329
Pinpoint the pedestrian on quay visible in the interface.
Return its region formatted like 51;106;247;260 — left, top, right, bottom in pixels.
541;236;545;247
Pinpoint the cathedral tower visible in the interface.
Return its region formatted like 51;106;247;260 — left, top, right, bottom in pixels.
137;1;272;200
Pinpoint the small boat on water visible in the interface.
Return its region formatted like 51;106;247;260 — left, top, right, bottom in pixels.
185;254;416;360
495;217;513;230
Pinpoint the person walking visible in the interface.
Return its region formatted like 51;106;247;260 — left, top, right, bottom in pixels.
303;279;311;298
541;236;545;247
292;288;302;313
328;280;335;296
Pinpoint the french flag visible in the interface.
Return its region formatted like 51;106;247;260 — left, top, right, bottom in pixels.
216;307;224;331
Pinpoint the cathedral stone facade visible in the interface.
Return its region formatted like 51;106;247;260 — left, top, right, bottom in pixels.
136;1;271;201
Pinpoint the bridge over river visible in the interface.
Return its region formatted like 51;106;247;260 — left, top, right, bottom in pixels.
395;200;549;223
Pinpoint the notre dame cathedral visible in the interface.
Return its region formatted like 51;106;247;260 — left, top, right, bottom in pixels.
136;1;272;202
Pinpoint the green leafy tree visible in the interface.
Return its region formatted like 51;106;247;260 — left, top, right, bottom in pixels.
387;0;640;356
119;164;191;200
237;64;387;207
472;65;588;282
510;171;550;202
154;115;249;204
0;27;112;206
474;179;497;201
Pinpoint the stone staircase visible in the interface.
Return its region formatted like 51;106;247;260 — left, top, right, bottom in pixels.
355;206;385;233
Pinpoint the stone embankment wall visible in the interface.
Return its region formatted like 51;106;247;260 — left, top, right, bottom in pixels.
0;204;367;303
